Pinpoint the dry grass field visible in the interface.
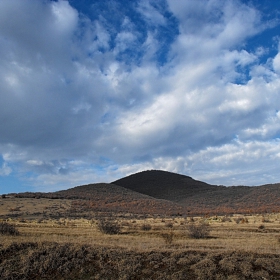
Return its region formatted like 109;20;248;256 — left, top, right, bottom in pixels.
0;196;280;279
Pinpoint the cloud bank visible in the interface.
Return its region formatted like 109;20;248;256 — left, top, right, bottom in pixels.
1;0;280;192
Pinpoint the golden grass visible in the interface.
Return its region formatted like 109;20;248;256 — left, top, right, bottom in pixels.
1;197;280;279
1;212;279;255
0;197;72;216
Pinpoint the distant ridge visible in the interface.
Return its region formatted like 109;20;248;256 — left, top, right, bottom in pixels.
9;170;280;215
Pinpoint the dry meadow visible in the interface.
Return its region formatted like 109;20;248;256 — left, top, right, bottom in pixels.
0;196;280;279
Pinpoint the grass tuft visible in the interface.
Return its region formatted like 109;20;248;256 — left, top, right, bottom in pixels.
97;218;121;235
0;222;19;236
187;222;210;239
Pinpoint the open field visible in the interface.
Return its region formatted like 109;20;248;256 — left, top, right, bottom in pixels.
1;209;280;254
1;197;280;279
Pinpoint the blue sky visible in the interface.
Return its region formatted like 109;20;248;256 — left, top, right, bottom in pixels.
1;0;280;194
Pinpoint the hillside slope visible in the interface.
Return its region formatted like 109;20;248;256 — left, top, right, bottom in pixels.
112;170;280;214
13;183;184;215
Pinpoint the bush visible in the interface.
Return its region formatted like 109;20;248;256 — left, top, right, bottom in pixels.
189;217;195;223
258;224;265;230
97;218;121;235
161;230;175;245
262;217;270;223
141;223;152;231
221;216;232;222
234;217;248;224
165;222;173;228
187;222;210;239
0;222;19;236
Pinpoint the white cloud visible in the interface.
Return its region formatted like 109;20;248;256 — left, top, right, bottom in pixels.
114;31;138;53
167;0;262;42
51;0;78;35
113;139;280;186
0;163;12;176
186;139;280;185
72;101;92;114
1;0;280;191
273;49;280;74
27;160;44;166
137;0;167;26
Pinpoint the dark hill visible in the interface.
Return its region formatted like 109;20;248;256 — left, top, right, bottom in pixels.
112;170;224;203
112;170;280;214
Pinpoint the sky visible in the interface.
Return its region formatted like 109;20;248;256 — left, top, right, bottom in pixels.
1;0;280;194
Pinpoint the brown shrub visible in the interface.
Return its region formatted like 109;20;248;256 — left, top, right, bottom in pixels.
0;243;280;279
234;217;248;224
191;258;217;279
161;230;175;245
241;217;249;224
189;217;195;223
187;222;210;239
165;222;173;228
97;218;121;235
141;223;152;231
219;257;236;274
239;260;253;277
221;216;232;222
258;224;265;230
262;216;270;223
0;222;19;236
254;257;280;274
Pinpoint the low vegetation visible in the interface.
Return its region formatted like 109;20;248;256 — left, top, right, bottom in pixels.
1;241;279;280
0;191;280;279
187;222;210;239
141;223;152;231
161;230;175;245
0;222;19;236
96;217;121;235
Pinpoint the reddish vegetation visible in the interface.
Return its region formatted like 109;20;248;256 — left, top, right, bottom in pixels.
12;183;184;215
112;170;280;215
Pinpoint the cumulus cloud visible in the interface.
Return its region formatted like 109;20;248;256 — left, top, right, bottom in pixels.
273;44;280;74
0;0;280;192
0;162;12;177
137;0;167;26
